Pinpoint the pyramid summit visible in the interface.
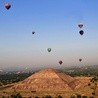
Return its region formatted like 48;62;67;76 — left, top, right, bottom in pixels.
11;68;88;91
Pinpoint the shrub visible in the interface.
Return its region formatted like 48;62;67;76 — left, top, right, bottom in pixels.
42;95;52;98
11;93;22;98
2;96;5;98
92;91;95;95
89;96;94;98
56;95;62;98
82;96;88;98
88;83;91;86
35;96;39;98
70;95;76;98
77;94;81;98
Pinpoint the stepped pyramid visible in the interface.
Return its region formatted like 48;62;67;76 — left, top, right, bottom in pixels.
11;68;86;91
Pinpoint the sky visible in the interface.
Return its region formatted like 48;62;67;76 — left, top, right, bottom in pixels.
0;0;98;70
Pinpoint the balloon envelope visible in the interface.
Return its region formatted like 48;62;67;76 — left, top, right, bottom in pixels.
79;58;82;62
79;30;84;35
32;32;35;34
78;24;83;28
5;3;11;10
59;60;63;64
47;48;51;52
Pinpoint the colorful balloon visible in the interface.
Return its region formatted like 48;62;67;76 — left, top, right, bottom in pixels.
59;60;63;65
47;48;51;52
79;58;82;62
79;30;84;35
5;3;11;10
32;31;35;34
78;23;83;28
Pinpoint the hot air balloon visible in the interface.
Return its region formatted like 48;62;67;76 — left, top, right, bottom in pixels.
78;23;83;28
79;58;82;62
5;3;11;10
79;30;84;35
59;60;63;65
32;31;35;34
47;48;51;52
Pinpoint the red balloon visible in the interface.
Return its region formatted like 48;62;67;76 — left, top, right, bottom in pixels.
59;60;63;65
5;3;11;10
